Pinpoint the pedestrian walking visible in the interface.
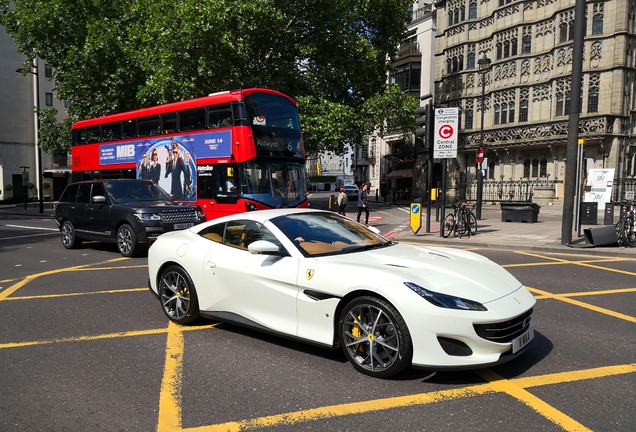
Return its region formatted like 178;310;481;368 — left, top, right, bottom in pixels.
336;187;348;215
356;183;369;226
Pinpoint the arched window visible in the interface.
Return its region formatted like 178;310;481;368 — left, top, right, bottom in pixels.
468;1;477;19
467;52;476;69
465;108;474;129
522;35;532;53
592;14;603;34
494;104;501;125
519;100;528;122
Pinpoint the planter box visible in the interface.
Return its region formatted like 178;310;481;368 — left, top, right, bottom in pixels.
500;202;541;223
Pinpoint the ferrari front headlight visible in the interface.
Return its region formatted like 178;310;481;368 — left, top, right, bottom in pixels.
405;282;487;311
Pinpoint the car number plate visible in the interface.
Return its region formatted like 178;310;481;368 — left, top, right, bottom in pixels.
174;222;194;230
512;325;534;353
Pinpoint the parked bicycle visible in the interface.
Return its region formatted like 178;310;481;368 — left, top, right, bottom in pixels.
442;201;478;238
615;201;636;247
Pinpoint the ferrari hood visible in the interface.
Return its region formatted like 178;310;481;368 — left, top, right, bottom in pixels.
316;243;522;303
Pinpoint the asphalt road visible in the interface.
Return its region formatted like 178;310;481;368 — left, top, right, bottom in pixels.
0;212;634;432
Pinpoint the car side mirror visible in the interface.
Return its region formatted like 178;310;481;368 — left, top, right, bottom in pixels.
248;240;284;255
92;195;107;204
367;226;381;235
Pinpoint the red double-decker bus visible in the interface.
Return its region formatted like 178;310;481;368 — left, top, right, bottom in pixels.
71;88;308;220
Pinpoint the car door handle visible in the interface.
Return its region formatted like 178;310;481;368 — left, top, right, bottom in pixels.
207;261;216;268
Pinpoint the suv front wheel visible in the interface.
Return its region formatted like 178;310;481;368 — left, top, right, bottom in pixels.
117;224;140;257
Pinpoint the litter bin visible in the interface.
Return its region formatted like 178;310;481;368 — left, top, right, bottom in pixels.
500;202;541;223
580;202;598;225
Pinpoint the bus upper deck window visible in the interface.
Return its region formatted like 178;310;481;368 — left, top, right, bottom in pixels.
162;112;177;134
86;126;100;143
179;108;205;131
122;120;135;139
102;122;122;142
208;104;233;128
138;115;161;137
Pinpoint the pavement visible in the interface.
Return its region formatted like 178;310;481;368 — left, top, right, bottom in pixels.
1;197;634;257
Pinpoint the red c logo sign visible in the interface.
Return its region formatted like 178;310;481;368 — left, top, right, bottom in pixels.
439;124;454;139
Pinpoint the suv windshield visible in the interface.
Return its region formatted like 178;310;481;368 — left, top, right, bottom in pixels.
105;180;173;204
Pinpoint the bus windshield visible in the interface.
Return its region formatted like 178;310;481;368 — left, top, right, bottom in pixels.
244;93;303;159
240;160;305;208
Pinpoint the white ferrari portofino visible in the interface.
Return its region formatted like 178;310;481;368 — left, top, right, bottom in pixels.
148;208;536;378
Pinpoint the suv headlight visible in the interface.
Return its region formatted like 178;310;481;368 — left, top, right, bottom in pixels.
405;282;487;311
134;213;162;222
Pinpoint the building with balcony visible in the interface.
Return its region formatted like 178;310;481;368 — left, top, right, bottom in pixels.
432;0;636;203
362;1;436;200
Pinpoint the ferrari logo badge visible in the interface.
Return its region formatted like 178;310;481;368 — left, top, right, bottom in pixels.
306;269;314;280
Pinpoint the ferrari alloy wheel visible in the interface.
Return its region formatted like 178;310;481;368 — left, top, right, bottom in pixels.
158;265;200;325
117;224;139;257
61;221;82;249
339;296;412;378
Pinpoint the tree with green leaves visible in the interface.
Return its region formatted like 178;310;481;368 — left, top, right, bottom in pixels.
1;0;414;156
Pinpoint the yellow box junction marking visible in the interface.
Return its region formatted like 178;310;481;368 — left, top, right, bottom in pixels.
1;252;634;432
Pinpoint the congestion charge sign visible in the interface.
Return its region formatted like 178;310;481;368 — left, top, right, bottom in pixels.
434;107;459;159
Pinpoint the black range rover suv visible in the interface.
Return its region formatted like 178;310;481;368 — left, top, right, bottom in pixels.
55;179;205;257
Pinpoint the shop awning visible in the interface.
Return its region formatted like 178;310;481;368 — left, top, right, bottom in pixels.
43;168;71;178
386;169;413;179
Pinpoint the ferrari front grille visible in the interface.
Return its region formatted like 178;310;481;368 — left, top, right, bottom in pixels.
473;308;533;343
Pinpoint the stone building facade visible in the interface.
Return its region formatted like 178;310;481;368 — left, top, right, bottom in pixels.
432;0;636;203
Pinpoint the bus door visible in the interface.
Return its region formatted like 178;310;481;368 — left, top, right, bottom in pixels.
196;164;239;219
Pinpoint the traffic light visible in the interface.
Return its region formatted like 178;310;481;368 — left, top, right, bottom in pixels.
415;104;429;138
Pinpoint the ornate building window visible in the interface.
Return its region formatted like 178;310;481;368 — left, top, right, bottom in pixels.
555;79;571;116
587;73;600;112
522;35;532;53
465;105;474;129
558;11;575;43
523;157;548;178
468;1;477;19
519;88;529;122
467;52;475;69
496;30;518;60
592;3;604;35
447;0;466;26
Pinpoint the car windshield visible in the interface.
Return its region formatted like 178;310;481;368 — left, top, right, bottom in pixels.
106;180;173;204
271;212;393;257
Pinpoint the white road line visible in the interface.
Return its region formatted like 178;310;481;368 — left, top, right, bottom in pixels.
5;224;58;232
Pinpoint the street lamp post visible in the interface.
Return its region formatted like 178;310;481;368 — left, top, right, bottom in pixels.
476;54;491;220
17;59;43;214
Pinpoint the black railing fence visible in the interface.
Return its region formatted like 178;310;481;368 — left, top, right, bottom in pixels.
445;177;636;204
449;179;559;203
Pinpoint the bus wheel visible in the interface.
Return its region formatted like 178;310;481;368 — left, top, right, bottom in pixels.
117;224;139;257
61;221;82;249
